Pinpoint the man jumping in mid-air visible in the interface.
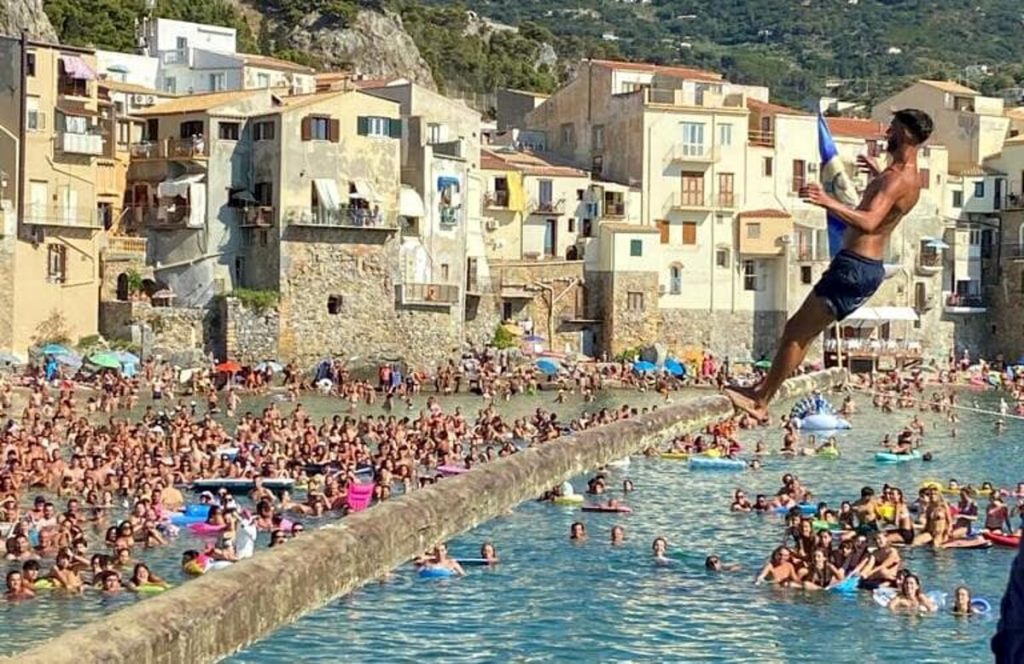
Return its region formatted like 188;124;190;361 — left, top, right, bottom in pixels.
725;108;934;422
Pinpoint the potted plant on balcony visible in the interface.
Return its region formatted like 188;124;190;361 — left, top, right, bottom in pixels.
126;269;144;301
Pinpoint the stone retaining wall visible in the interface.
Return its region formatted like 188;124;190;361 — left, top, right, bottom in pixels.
11;369;846;664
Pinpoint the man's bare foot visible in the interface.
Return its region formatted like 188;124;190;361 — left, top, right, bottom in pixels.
724;386;769;423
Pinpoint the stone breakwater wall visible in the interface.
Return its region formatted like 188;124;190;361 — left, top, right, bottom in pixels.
11;369;846;664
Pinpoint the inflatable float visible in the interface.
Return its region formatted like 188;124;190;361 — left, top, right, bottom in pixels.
454;558;494;567
790;395;850;430
773;503;818;516
190;478;294;493
689;456;745;471
943;536;992;550
659;451;689;460
437;464;469;476
418;566;457;579
873;587;947;610
874;450;921;464
983;531;1021;548
187;522;227;535
553;494;584;506
830;574;860;594
581;504;633;513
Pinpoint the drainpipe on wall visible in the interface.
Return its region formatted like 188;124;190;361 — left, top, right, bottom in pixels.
17;32;27;230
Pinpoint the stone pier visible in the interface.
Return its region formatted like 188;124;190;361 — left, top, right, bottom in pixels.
11;368;846;664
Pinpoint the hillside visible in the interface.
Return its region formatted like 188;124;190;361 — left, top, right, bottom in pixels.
434;0;1024;106
16;0;1024;107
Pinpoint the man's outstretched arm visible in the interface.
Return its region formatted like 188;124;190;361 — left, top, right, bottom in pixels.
801;178;900;234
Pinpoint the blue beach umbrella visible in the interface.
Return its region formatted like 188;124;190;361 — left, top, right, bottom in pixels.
523;335;545;343
114;350;140;365
665;358;686;377
633;360;657;373
41;343;72;356
53;353;82;369
535;358;560;376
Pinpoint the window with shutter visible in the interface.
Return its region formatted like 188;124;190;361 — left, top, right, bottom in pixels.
682;222;697;245
357;116;369;136
389;118;402;138
301;117;311;141
329;119;340;143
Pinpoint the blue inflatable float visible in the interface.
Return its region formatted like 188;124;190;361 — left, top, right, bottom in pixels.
418;566;457;579
790;395;851;430
689;456;746;471
874;450;921;464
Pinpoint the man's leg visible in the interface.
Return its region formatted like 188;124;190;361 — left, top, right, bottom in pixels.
725;293;835;420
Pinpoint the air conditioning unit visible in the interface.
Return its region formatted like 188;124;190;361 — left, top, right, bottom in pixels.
484;219;498;231
779;234;793;245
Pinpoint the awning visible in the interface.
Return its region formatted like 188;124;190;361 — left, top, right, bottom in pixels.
843;306;918;326
61;55;96;81
313;178;341;211
923;237;950;249
351;179;381;203
399;186;425;218
158;173;205;198
437;175;460;191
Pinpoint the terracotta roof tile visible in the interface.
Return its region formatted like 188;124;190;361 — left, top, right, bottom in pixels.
240;53;315;74
746;98;807;116
826;117;887;140
590;58;723;83
480;148;588;178
737;209;792;219
135;89;262;116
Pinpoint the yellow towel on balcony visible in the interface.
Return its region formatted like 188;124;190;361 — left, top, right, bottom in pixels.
507;172;525;213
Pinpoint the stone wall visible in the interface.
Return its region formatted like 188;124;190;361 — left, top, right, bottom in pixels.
10;368;846;664
659;309;786;361
277;229;463;369
99;301;209;365
485;260;591;354
222;297;280;364
593;270;659;357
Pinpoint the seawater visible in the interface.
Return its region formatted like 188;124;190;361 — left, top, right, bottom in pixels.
0;388;668;655
229;391;1016;663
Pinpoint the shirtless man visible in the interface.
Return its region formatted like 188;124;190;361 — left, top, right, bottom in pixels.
726;109;934;421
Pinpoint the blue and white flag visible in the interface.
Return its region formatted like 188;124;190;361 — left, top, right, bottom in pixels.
817;112;858;258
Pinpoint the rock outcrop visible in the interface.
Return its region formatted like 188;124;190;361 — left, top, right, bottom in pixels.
281;9;435;89
0;0;57;41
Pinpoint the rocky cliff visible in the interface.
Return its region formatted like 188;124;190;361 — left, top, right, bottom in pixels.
0;0;58;41
270;9;436;89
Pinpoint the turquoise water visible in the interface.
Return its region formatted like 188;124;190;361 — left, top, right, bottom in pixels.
229;392;1017;663
0;389;669;655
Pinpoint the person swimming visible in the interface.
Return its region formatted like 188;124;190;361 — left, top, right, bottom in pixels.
952;585;982;616
570;522;587;541
887;573;937;613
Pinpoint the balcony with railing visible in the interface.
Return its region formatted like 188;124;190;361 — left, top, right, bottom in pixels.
106;235;148;256
283;206;398;230
129;205;195;229
944;292;987;313
24;205;103;229
602;200;626;218
129;137;209;161
663;191;712;214
796;245;828;262
484;191;509;209
748;129;775;147
58;131;105;156
397;282;460;307
664;143;718;165
528;198;565;215
239;206;275;228
716;192;736;209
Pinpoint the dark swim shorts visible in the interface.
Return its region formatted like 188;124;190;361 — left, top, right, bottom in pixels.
813;249;886;321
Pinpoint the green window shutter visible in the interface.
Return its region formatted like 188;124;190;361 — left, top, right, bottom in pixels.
357;116;368;136
389;118;402;138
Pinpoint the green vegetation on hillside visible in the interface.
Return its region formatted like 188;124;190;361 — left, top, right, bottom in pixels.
427;0;1024;105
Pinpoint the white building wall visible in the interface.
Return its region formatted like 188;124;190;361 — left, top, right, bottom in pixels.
148;18;236;55
95;50;159;89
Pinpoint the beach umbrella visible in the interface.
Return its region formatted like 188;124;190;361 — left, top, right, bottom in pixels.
178;368;195;384
0;351;24;366
216;360;243;374
523;334;545;343
501;323;524;336
665;358;686;377
255;360;284;373
113;350;140;365
535;358;560;376
633;360;657;373
53;353;82;369
754;359;772;370
88;352;122;370
41;343;72;356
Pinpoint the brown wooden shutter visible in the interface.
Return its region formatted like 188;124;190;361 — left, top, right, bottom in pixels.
301;116;311;141
658;220;669;244
329;118;340;143
682;222;697;245
919;168;930;189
